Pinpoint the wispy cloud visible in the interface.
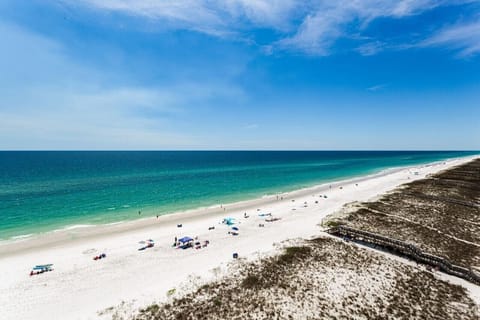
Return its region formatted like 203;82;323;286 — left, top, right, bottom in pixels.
67;0;478;57
278;0;447;55
0;21;245;149
367;84;388;92
418;19;480;57
356;41;387;56
71;0;299;36
0;80;247;149
243;123;259;130
0;88;186;150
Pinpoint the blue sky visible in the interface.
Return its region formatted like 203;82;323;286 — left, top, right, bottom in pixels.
0;0;479;150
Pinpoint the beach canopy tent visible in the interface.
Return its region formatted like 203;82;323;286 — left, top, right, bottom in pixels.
178;236;193;244
33;264;53;270
223;217;236;225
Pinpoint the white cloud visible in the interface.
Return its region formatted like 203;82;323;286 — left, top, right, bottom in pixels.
419;19;480;56
221;0;299;30
389;0;444;17
243;123;259;130
0;83;197;149
0;21;245;149
69;0;470;56
367;84;388;91
71;0;299;36
278;0;447;55
277;9;346;56
356;41;387;56
0;79;247;149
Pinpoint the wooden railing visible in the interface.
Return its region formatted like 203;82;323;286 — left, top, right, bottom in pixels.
327;225;480;285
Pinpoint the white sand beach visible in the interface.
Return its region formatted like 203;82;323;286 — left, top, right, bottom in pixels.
0;156;478;320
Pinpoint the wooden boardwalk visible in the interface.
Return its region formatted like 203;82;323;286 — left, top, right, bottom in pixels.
327;225;480;286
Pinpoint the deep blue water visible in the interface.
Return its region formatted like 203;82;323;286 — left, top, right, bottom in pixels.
0;151;477;239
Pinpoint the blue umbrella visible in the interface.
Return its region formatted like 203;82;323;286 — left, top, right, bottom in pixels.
178;236;193;243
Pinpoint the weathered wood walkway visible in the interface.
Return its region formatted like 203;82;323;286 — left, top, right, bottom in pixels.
327;225;480;286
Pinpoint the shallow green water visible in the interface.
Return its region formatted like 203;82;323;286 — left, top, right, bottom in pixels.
0;151;477;239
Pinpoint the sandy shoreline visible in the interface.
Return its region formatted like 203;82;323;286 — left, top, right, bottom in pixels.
0;158;463;254
0;155;477;320
0;162;410;255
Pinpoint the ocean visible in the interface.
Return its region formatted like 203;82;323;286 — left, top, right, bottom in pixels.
0;151;477;240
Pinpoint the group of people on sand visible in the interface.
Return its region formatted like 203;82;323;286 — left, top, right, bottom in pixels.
93;253;107;260
29;264;53;276
30;191;329;278
173;235;210;250
138;239;155;251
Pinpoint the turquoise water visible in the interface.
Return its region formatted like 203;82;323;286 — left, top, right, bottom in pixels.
0;151;477;240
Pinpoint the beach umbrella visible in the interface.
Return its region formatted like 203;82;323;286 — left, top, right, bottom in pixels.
223;217;236;225
178;236;193;243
